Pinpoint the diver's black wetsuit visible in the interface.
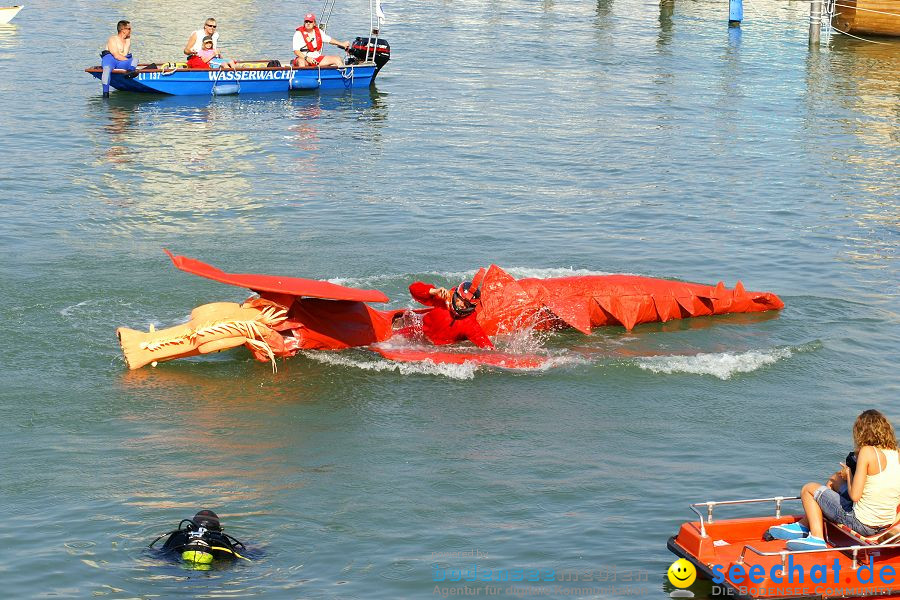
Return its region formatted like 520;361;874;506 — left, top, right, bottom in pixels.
151;511;247;562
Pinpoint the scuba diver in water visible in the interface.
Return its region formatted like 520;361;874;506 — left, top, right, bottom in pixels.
149;510;250;566
404;280;494;349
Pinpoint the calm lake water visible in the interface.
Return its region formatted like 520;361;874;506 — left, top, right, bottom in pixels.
1;0;898;598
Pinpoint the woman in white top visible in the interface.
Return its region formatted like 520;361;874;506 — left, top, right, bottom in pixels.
769;409;900;550
184;18;219;68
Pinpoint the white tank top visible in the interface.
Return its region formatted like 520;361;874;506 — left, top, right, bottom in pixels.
855;448;900;527
189;29;218;54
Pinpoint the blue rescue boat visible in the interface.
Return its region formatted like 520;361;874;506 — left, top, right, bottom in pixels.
85;37;390;96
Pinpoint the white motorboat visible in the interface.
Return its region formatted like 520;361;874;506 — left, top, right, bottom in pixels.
0;5;23;24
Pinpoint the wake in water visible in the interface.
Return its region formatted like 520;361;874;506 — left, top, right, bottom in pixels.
635;347;796;380
328;266;625;308
300;345;798;380
301;350;481;380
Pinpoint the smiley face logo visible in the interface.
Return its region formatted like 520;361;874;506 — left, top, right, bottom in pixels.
667;559;696;588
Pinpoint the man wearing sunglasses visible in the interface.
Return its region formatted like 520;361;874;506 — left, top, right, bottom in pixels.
184;18;219;68
292;13;350;68
100;20;138;96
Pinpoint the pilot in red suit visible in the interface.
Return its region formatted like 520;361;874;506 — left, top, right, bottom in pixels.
405;280;493;349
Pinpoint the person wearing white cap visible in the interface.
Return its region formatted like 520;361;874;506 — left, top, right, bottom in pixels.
292;12;350;68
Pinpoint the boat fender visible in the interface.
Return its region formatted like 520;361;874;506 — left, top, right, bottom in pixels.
293;76;320;90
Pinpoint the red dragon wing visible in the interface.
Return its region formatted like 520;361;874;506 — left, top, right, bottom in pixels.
164;249;389;303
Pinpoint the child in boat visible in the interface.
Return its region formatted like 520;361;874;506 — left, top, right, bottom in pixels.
769;409;900;550
196;36;237;69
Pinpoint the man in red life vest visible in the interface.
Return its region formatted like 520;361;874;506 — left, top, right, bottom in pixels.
292;13;350;68
406;281;494;349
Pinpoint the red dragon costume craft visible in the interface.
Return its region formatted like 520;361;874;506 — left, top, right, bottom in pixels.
116;251;784;370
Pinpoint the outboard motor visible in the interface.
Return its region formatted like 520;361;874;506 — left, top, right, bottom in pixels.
347;36;391;75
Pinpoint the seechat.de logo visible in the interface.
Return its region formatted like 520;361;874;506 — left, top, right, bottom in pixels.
668;559;697;588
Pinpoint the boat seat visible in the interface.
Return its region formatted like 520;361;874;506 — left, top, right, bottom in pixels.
827;506;900;546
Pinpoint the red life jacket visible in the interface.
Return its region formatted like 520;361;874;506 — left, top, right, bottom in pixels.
296;25;324;64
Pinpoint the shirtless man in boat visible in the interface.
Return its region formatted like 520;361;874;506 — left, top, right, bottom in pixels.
101;20;138;97
292;13;350;68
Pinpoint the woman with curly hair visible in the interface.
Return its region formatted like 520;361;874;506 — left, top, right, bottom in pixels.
769;409;900;550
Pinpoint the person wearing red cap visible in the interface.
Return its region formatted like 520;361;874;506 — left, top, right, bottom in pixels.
404;281;494;349
292;13;350;68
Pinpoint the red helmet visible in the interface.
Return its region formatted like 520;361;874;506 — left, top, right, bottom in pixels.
450;281;481;318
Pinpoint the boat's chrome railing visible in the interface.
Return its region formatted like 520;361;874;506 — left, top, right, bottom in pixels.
690;496;801;538
366;0;385;63
737;541;900;572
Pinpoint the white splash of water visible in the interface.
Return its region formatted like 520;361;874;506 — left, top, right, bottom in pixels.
327;266;627;290
301;344;584;377
60;299;93;317
300;351;479;380
501;266;620;279
636;347;794;380
328;269;475;289
491;314;554;355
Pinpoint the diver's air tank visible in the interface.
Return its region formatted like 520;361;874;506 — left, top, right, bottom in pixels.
182;530;214;565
